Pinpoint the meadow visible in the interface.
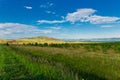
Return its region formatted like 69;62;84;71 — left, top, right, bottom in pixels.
0;42;120;80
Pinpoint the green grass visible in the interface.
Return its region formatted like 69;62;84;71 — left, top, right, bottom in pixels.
1;42;120;80
0;45;73;80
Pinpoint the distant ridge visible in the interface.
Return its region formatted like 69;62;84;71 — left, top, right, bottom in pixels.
63;38;120;42
1;37;120;44
8;36;64;44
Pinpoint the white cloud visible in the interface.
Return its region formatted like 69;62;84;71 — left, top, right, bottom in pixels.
101;25;113;28
48;2;54;6
40;5;47;8
0;23;53;39
66;8;120;24
37;20;66;24
45;11;51;14
40;2;53;9
66;8;96;23
61;16;65;19
45;10;55;14
88;15;120;24
24;6;32;9
38;30;53;34
49;26;61;30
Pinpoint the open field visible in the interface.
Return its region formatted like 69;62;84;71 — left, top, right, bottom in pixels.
0;42;120;80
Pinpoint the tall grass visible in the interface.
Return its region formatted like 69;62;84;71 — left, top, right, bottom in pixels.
0;45;75;80
1;42;120;80
10;42;120;80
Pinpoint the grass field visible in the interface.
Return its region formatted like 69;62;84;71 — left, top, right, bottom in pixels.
0;42;120;80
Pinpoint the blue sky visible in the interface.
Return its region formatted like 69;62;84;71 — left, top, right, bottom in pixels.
0;0;120;39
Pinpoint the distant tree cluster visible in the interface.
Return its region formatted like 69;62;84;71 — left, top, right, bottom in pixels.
23;42;120;52
24;42;81;48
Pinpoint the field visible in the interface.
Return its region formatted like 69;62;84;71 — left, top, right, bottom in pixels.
0;42;120;80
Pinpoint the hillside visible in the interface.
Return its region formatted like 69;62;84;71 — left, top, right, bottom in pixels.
8;36;64;44
0;39;7;44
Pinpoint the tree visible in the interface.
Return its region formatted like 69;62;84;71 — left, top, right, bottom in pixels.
6;42;9;46
44;43;48;47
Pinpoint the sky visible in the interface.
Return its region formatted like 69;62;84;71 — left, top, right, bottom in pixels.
0;0;120;39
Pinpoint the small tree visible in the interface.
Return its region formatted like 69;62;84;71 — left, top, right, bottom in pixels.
6;42;9;46
44;43;48;47
35;42;38;46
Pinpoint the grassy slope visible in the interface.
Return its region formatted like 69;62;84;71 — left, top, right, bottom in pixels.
8;36;64;44
0;39;7;44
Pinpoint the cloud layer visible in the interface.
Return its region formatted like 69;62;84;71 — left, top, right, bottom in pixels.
0;23;53;39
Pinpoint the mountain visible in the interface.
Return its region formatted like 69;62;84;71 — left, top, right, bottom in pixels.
1;37;120;44
8;36;64;44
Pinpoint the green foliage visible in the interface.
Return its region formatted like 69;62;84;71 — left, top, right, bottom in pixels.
43;43;49;47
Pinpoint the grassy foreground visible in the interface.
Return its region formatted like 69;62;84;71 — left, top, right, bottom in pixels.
0;42;120;80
